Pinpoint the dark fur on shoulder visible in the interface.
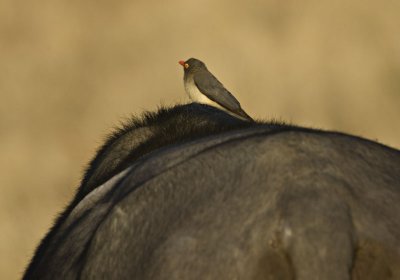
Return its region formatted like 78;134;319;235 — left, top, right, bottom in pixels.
24;103;298;278
24;103;400;279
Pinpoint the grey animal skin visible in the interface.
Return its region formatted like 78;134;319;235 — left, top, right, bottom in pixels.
179;58;254;121
24;104;400;280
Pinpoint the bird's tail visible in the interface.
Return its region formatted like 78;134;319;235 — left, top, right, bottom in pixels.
235;108;254;122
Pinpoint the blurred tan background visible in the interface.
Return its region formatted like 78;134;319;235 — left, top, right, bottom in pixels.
1;0;399;278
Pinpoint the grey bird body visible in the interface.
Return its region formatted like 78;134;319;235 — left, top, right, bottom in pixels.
179;58;253;121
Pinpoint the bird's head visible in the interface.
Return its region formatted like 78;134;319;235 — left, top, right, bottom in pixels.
178;58;206;73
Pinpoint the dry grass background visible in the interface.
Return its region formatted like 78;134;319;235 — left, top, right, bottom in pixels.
1;0;399;278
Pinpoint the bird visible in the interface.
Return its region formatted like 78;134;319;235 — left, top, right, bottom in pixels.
178;58;254;121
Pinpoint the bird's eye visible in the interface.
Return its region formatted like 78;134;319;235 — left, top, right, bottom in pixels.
184;63;189;69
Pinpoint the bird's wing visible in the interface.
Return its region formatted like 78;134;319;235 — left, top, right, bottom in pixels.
194;71;241;111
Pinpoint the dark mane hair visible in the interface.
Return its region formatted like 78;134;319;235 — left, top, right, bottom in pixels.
78;103;292;200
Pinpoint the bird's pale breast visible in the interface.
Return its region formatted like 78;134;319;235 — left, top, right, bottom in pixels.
184;78;225;110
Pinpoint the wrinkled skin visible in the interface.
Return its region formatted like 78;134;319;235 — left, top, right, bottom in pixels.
24;104;400;280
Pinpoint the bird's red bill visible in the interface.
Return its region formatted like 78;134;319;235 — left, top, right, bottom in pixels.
178;60;185;66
